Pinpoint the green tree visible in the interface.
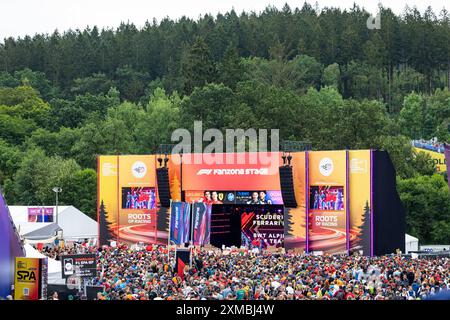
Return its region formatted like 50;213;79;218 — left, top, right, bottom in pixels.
323;63;341;89
373;135;416;178
181;37;216;94
217;42;245;89
398;174;450;243
412;151;437;176
71;73;116;96
0;139;23;201
399;92;424;138
135;88;181;153
180;83;236;131
64;168;97;219
115;65;149;102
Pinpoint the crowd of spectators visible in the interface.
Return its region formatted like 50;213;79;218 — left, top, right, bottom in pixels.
33;243;450;300
413;139;446;153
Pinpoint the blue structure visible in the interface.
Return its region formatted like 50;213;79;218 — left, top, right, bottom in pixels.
0;187;24;298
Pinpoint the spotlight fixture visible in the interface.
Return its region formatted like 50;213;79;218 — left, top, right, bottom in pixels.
157;157;163;167
163;155;169;167
282;154;287;166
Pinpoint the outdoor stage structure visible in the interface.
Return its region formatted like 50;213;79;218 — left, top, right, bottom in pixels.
97;150;405;256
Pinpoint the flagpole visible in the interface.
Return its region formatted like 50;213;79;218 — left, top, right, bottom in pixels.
168;199;172;263
190;202;194;249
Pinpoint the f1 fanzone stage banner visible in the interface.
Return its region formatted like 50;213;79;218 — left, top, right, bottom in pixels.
98;150;373;254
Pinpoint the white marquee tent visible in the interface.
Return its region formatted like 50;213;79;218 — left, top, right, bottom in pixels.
405;233;419;254
23;243;65;284
9;206;98;242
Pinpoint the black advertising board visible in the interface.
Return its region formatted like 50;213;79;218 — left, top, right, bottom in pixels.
61;254;97;279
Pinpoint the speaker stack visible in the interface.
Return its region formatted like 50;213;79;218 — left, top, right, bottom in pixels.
156;155;171;208
279;153;297;208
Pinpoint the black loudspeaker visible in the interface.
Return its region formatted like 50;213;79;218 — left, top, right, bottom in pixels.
279;166;297;208
156;167;171;207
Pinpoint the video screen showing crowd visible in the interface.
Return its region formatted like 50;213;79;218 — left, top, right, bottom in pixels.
122;187;156;210
310;186;344;211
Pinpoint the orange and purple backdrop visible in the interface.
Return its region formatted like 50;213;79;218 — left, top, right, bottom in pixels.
98;150;373;254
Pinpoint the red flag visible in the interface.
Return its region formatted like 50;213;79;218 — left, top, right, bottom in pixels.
177;257;186;280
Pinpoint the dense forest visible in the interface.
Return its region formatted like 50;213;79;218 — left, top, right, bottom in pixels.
0;3;449;243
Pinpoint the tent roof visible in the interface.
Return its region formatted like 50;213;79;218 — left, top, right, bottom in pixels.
58;206;98;240
405;233;419;242
9;205;98;240
24;223;62;240
24;244;63;284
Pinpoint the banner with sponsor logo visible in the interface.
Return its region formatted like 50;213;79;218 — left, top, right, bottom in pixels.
61;254;97;279
192;202;211;246
169;202;191;245
241;205;284;248
185;190;283;205
445;144;450;192
308;151;348;254
98;155;161;245
98;156;119;245
28;207;54;222
14;257;47;300
118;156;157;244
349;150;372;255
181;152;281;191
413;147;446;173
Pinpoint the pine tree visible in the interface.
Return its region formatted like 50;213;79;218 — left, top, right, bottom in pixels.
284;207;294;236
157;207;170;234
359;200;371;255
98;200;113;246
181;37;216;94
217;42;244;89
170;173;181;201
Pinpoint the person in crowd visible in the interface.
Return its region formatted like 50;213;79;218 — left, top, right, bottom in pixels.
313;190;320;209
125;192;132;209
